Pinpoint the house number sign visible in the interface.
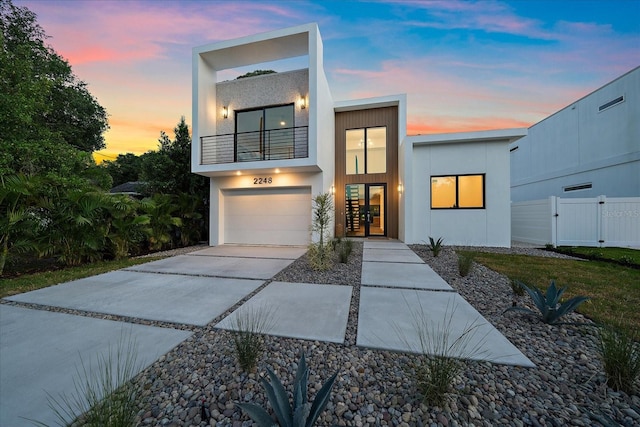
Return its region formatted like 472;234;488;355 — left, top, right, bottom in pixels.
253;177;273;184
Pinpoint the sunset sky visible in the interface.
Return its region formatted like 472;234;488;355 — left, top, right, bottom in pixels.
19;0;640;162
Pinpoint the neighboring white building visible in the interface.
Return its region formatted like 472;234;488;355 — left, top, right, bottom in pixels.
192;23;526;247
510;66;640;202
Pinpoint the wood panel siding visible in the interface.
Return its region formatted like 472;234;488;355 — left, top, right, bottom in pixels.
334;106;399;238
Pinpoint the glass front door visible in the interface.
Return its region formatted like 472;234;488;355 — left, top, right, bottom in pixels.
345;184;386;237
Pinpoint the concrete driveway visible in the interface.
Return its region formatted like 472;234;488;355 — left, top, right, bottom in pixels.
1;245;304;426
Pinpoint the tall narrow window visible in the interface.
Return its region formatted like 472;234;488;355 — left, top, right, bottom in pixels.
431;174;485;209
345;127;386;174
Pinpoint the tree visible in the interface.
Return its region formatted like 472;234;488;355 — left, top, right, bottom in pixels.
0;0;109;182
102;153;144;187
140;117;209;243
140;117;208;196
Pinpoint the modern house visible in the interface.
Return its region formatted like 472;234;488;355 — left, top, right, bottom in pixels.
192;23;526;247
510;66;640;202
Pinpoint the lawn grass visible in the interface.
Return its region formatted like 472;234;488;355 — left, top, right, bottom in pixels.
0;257;164;298
461;251;640;331
555;246;640;266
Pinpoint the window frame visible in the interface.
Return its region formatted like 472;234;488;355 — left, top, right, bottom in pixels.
345;126;387;175
234;103;295;162
430;173;486;210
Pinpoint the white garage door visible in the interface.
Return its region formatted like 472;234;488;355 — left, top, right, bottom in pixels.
223;187;311;246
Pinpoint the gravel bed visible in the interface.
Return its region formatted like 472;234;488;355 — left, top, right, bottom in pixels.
129;242;639;427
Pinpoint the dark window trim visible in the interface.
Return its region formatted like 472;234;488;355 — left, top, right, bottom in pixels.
345;126;387;175
430;173;486;210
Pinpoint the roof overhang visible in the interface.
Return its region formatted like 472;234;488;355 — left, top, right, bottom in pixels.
334;94;405;112
193;23;315;71
406;128;528;147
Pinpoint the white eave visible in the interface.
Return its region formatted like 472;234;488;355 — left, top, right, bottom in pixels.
406;128;528;146
334;94;405;112
193;23;315;70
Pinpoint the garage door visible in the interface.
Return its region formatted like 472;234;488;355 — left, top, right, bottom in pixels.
223;187;312;246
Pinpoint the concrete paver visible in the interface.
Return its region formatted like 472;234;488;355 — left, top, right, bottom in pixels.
356;287;534;367
125;254;294;279
363;240;409;250
0;305;191;427
6;271;264;326
362;248;425;263
189;245;306;259
217;282;352;344
362;262;453;290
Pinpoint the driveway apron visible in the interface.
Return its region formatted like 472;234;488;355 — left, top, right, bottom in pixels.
1;245;302;426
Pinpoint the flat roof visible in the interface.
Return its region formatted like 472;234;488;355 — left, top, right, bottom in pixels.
194;23;315;71
407;128;528;146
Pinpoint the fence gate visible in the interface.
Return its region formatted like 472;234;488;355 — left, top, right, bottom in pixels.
554;196;603;246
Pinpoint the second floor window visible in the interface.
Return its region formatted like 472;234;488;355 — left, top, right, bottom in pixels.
236;104;294;161
346;127;386;174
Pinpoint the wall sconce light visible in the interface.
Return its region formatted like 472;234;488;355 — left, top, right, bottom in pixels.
299;96;306;109
330;185;335;195
222;106;228;119
398;183;403;194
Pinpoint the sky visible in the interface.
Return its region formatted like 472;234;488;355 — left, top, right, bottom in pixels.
18;0;640;162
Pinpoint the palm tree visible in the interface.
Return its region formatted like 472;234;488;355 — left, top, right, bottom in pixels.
141;194;182;251
105;195;150;259
0;174;42;275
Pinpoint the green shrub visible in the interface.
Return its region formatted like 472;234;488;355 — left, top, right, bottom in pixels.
229;306;274;372
395;298;485;405
338;239;353;263
237;352;337;427
32;334;140;427
307;242;334;271
457;252;475;277
598;325;640;394
504;280;590;324
510;280;525;296
618;255;634;266
427;236;444;257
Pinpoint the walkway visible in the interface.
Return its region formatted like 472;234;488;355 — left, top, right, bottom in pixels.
357;240;534;366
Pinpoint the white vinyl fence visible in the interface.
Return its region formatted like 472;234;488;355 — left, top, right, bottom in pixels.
512;196;640;248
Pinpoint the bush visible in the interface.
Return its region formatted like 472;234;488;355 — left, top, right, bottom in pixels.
510;280;525;296
229;306;274;372
457;252;475;277
307;242;334;271
395;298;485;405
598;325;640;394
504;280;590;324
338;239;353;264
427;236;444;257
32;334;140;427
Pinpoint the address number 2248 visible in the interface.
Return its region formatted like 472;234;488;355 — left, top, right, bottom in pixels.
253;177;273;184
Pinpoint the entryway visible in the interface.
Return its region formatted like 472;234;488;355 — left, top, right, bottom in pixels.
345;183;386;237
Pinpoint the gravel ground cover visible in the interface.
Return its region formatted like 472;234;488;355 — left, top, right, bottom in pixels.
5;243;638;426
128;242;639;427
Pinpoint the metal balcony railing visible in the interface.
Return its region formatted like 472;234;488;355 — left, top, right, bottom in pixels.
200;126;309;165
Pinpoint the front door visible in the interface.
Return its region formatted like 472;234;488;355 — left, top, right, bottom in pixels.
345;184;386;237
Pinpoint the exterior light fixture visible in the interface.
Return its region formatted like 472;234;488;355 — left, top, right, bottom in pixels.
398;183;403;193
299;96;306;109
275;168;280;174
236;171;241;176
222;106;228;119
330;185;335;195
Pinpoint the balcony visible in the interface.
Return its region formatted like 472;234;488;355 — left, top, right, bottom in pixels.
201;126;309;165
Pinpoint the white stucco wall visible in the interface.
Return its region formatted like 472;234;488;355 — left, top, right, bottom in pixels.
511;66;640;201
408;139;512;247
208;172;324;245
215;69;309;135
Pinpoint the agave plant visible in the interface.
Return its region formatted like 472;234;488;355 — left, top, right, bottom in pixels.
504;280;590;324
427;236;444;257
237;353;337;427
